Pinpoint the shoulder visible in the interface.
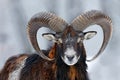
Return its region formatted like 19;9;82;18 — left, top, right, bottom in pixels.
2;54;29;72
0;54;29;80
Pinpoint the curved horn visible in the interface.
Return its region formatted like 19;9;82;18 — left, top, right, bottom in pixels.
27;12;68;61
71;10;112;62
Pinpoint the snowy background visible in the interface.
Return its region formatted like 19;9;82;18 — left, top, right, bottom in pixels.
0;0;120;80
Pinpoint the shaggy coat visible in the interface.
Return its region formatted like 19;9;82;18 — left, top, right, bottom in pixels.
0;44;89;80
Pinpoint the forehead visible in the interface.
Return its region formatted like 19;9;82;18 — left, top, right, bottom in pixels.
62;26;77;38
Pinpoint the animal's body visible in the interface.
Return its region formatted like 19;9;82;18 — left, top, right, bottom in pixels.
0;10;112;80
0;53;88;80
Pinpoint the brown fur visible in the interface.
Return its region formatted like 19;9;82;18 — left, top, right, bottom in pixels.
68;66;78;80
19;54;55;80
0;54;28;80
48;44;57;59
62;26;77;39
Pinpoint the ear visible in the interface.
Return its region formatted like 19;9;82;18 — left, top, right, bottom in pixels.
42;33;56;41
84;31;97;40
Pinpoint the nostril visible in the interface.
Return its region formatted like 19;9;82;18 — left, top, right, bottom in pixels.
67;56;74;61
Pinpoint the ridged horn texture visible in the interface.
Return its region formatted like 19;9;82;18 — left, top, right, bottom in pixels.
27;12;68;61
71;10;112;62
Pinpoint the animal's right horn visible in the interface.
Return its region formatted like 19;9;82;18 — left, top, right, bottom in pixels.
27;12;68;61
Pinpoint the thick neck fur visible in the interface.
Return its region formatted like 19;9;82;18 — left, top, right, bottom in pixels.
0;43;89;80
55;44;89;80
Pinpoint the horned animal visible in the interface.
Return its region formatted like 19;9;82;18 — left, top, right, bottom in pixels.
0;10;112;80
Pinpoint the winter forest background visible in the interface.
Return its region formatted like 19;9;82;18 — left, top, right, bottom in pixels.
0;0;120;80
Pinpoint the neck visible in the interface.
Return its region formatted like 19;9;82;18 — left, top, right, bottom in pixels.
55;43;89;80
55;57;89;80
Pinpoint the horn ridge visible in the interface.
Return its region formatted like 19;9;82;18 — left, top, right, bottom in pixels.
71;10;112;62
27;12;67;60
71;10;112;31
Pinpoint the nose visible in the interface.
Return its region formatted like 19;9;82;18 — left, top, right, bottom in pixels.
67;56;74;61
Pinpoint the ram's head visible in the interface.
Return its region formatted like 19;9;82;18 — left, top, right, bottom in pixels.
27;10;112;65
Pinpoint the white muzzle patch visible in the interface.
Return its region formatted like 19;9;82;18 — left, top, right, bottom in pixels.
62;47;80;66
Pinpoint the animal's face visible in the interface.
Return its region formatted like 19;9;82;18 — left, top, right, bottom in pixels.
42;27;97;65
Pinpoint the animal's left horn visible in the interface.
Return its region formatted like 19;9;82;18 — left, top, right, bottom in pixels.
71;10;112;62
27;12;68;61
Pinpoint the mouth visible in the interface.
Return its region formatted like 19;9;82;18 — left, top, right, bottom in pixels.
61;55;80;66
